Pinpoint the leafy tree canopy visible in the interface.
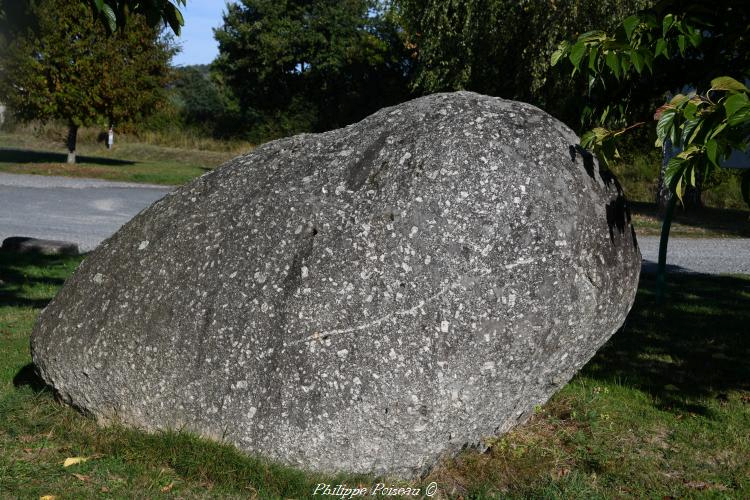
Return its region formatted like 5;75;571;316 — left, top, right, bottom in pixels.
0;0;176;162
170;65;241;137
213;0;412;140
395;0;652;121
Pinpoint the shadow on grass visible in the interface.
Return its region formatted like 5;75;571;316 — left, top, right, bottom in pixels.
12;363;48;392
0;251;80;309
0;147;135;166
630;201;750;237
584;272;750;416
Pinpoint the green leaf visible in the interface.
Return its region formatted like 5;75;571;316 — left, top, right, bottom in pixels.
724;92;749;117
578;30;606;43
705;139;719;166
550;41;569;66
708;122;727;140
643;51;654;74
101;3;117;32
551;49;564;66
677;35;686;56
669;94;689;106
630;50;644;73
688;121;704;145
683;100;698;120
93;0;104;11
581;130;597;150
587;45;599;71
689;164;696;187
656;108;677;144
665;156;688;202
655;38;668;58
681;118;700;145
569;41;586;68
676;144;700;160
742;170;750;208
621;56;631;74
727;106;750;127
670;119;680;146
165;4;185;36
605;51;621;79
600;105;610;124
687;26;701;47
662;14;674;37
623;15;639;40
712;76;749;92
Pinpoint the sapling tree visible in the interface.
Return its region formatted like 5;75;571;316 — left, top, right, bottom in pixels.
551;4;750;300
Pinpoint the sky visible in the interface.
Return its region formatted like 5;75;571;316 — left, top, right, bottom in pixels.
172;0;235;67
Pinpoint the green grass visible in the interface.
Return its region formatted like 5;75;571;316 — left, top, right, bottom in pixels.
0;131;250;185
1;252;749;498
630;202;750;238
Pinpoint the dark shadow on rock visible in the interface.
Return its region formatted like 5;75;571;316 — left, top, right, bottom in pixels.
570;144;637;249
569;144;596;179
0;147;135;166
582;272;750;417
13;363;49;392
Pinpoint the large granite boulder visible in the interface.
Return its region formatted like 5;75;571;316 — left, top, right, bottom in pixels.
32;92;640;476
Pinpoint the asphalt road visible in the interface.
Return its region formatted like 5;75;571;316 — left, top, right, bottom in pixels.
0;173;172;252
1;173;748;274
638;235;750;275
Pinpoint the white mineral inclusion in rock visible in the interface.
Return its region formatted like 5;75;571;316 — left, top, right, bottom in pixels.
137;240;149;251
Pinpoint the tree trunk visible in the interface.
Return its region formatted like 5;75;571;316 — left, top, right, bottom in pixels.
107;124;114;149
656;139;674;219
66;124;79;164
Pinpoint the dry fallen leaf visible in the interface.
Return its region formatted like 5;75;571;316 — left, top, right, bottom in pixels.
63;457;88;467
685;481;708;490
71;473;91;482
39;496;57;500
161;481;175;493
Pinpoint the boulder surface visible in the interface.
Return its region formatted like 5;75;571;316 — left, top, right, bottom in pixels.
32;92;641;476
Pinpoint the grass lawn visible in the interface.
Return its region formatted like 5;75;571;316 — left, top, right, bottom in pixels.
629;202;750;238
0;131;247;186
1;252;749;498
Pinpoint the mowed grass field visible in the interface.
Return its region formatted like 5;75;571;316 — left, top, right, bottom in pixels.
1;252;749;498
0;131;249;186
